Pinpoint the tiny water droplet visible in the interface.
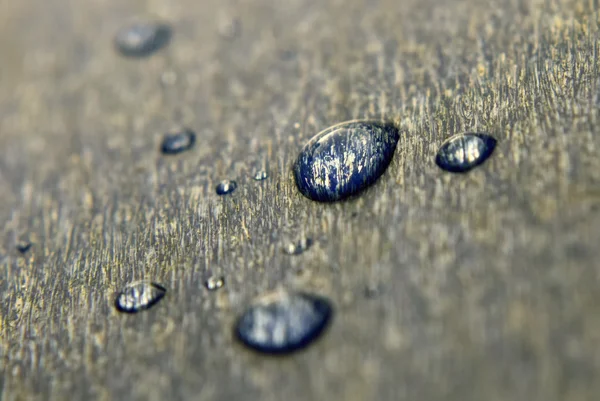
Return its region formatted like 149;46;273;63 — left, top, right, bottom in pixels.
218;16;241;39
364;283;383;299
235;290;333;354
114;21;172;58
252;170;268;181
294;120;400;202
16;241;32;254
160;129;196;155
435;133;497;173
282;237;313;255
205;276;225;291
216;180;237;195
115;281;166;313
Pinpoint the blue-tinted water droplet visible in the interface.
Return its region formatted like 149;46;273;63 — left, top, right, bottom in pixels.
294;120;400;202
283;237;313;255
160;129;196;155
435;133;497;173
115;281;166;313
16;240;32;254
253;170;268;181
114;21;172;58
216;180;237;195
205;276;225;291
235;290;333;354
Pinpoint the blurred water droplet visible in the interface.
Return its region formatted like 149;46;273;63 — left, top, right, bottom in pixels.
160;70;177;86
282;237;313;255
218;15;241;39
364;283;383;299
205;276;225;291
216;180;237;195
235;290;333;354
115;281;166;313
16;241;32;254
114;21;172;58
294;120;399;202
435;133;497;173
160;128;196;155
252;170;268;181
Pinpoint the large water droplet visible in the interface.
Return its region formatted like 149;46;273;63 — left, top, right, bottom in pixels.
114;21;172;58
294;120;400;202
160;129;196;155
435;133;497;173
115;281;166;313
282;237;313;255
235;290;333;354
216;180;237;195
205;276;225;291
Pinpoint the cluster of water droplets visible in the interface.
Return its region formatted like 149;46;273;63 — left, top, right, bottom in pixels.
107;20;498;354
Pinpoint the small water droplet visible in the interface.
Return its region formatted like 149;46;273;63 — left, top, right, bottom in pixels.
114;21;172;58
160;129;196;155
252;170;268;181
435;133;497;173
205;276;225;291
235;290;333;354
216;180;237;195
16;241;32;254
282;237;313;255
294;120;400;202
115;281;166;313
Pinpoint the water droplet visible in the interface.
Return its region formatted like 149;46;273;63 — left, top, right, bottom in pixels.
435;133;497;173
16;241;32;254
115;281;166;313
160;129;196;155
294;120;400;202
205;276;225;291
364;283;383;299
216;180;237;195
252;170;268;181
235;290;333;354
114;21;172;58
282;237;313;255
218;15;241;39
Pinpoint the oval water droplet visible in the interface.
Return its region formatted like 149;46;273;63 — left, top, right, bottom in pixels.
114;21;172;58
16;240;32;254
160;129;196;155
294;120;400;202
216;180;237;195
235;290;333;354
115;281;166;313
435;133;497;173
282;237;313;255
205;276;225;291
252;170;268;181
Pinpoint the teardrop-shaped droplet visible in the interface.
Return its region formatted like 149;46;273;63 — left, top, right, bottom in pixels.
294;120;400;202
160;129;196;155
216;180;237;195
235;290;333;354
282;237;313;255
114;21;172;58
205;276;225;291
115;281;166;313
435;133;497;173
